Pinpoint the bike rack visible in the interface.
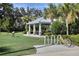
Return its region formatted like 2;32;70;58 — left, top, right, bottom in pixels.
44;35;62;46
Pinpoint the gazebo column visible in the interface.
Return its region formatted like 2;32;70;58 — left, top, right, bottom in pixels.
33;24;36;35
29;24;31;34
26;24;27;32
39;23;41;36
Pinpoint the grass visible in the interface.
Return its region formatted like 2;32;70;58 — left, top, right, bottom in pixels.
0;32;44;56
1;32;79;56
70;34;79;46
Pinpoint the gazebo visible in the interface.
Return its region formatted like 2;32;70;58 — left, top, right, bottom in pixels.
26;17;52;36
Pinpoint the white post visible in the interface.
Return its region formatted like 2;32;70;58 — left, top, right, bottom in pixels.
33;24;36;35
39;23;41;36
44;36;46;45
57;35;59;45
54;35;56;44
25;24;27;32
51;35;53;45
29;24;31;34
47;36;50;45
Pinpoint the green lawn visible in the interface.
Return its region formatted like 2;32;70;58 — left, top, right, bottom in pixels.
1;32;79;56
0;32;44;56
70;34;79;46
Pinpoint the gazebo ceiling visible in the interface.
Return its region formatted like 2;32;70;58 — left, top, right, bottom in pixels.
27;17;52;25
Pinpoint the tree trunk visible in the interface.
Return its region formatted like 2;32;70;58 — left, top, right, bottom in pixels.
66;19;69;35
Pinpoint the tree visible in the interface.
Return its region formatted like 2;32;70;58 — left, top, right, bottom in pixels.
51;21;62;34
2;17;10;32
58;3;78;35
44;3;79;35
0;3;14;32
20;7;27;16
44;4;59;20
21;8;43;32
14;7;22;17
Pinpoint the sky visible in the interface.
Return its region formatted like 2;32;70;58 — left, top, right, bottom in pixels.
13;3;48;11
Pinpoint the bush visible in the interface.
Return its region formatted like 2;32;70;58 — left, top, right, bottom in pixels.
44;32;52;36
70;22;78;34
44;29;52;36
70;35;79;46
23;31;27;34
51;21;66;35
62;35;70;39
62;35;79;46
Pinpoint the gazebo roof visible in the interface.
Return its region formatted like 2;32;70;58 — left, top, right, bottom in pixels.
27;17;52;25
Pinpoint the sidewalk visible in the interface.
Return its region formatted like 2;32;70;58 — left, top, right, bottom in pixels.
29;45;79;56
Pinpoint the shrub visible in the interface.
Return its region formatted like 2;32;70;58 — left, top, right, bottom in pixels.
62;35;71;39
23;31;27;34
44;32;52;36
51;21;66;35
62;35;79;46
70;35;79;46
44;29;52;36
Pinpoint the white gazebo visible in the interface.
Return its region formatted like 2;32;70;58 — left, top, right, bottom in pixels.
26;17;52;36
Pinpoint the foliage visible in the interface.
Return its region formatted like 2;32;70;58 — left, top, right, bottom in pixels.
44;3;79;35
2;17;10;31
44;30;52;36
51;21;62;34
0;3;14;32
51;21;66;35
1;3;79;35
44;4;58;20
69;18;79;34
69;34;79;46
62;35;70;39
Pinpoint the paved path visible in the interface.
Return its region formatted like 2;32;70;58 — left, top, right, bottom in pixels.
30;45;79;56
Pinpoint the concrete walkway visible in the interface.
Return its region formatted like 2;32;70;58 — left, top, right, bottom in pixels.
30;45;79;56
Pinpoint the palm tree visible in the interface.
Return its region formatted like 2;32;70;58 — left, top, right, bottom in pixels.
60;3;77;35
44;4;58;21
44;3;79;35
